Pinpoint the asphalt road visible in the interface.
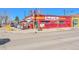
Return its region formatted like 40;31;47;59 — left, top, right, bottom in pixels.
0;29;79;50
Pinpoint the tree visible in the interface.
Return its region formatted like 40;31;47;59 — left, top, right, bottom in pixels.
0;19;2;24
0;19;2;27
5;16;9;24
14;16;20;24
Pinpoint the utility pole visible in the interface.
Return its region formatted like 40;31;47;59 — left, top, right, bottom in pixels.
33;10;37;29
32;9;38;33
24;10;26;17
32;9;41;32
64;9;66;16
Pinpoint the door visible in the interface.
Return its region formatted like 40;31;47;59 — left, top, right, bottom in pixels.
73;19;78;27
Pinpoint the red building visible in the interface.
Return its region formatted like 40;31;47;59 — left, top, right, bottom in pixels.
24;15;72;29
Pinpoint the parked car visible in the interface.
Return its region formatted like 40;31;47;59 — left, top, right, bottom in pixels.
0;24;2;27
0;38;10;45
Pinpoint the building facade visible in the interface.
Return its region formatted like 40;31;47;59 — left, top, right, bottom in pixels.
71;15;79;28
23;15;72;29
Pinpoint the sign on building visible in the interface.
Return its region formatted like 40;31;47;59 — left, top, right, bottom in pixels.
45;16;59;20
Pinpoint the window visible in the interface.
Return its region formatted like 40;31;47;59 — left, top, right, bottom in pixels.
41;21;50;24
30;21;33;24
59;21;64;24
73;19;78;23
73;19;78;26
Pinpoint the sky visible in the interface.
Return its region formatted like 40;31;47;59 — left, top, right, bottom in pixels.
0;8;79;20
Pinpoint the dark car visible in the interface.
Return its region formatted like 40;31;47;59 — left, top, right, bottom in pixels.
11;23;15;27
0;38;10;45
0;24;2;27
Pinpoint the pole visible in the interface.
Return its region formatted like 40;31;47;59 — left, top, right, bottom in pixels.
32;10;35;29
24;11;26;17
64;9;66;16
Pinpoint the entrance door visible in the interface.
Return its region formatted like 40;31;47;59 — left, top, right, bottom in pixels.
73;19;78;27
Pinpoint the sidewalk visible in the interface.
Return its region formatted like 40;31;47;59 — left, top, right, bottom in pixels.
8;27;73;33
0;27;76;33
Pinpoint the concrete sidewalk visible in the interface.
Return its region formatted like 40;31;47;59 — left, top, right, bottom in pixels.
0;27;77;33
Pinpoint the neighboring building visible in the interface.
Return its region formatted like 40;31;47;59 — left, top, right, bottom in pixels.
0;16;11;27
71;14;79;28
20;20;29;30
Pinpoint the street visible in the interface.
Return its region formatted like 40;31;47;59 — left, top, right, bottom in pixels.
0;29;79;50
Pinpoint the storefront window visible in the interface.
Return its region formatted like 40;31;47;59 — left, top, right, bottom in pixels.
30;21;33;24
73;19;78;23
59;20;64;24
41;21;50;24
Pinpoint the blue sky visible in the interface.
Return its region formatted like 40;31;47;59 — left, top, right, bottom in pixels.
0;8;79;20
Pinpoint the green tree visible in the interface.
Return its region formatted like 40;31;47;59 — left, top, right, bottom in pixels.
5;16;9;24
0;19;2;24
0;19;2;27
14;16;20;24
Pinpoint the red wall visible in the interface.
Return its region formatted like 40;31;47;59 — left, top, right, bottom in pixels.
38;16;72;29
58;16;72;28
27;15;72;29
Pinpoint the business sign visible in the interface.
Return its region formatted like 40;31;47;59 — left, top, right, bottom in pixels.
59;17;66;20
45;16;59;20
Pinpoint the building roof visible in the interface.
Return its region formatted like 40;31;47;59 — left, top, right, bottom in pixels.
24;14;71;19
70;14;79;16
